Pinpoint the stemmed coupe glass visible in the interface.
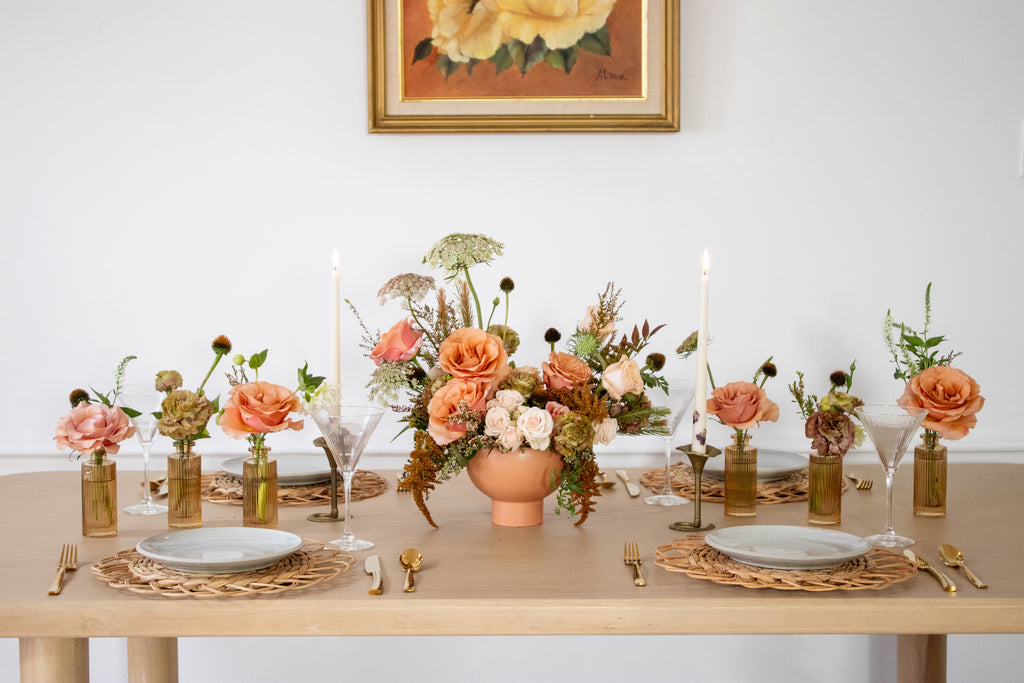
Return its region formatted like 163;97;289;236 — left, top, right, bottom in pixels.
645;379;695;506
854;404;927;548
117;382;168;515
311;405;384;551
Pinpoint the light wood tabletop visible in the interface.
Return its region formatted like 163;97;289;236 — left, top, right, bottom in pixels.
3;462;1023;682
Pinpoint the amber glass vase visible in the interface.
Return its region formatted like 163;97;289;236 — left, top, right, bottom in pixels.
913;435;947;518
82;453;117;537
243;446;278;528
807;453;842;525
167;441;202;529
724;433;757;517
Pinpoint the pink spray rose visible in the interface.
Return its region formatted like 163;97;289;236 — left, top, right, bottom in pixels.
370;318;424;365
55;403;135;456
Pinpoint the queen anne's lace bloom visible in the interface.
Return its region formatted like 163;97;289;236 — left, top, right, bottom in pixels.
424;233;504;273
377;273;436;306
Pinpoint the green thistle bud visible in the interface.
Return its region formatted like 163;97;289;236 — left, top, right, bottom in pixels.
212;335;232;355
574;333;599;358
499;277;515;293
68;388;90;407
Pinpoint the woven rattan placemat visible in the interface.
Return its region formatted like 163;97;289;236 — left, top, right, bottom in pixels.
91;539;355;597
639;463;847;504
202;470;388;506
655;536;916;591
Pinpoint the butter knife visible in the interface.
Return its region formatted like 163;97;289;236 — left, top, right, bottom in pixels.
615;470;640;497
903;549;956;592
364;555;383;595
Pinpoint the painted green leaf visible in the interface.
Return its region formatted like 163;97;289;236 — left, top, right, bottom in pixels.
544;46;578;74
412;37;433;64
579;25;611;56
490;44;513;75
523;36;547;74
437;54;460;79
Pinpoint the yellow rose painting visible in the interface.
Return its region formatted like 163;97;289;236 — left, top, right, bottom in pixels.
404;0;643;99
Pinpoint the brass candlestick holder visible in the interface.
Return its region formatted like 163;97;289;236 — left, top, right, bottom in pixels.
307;436;344;523
669;443;720;532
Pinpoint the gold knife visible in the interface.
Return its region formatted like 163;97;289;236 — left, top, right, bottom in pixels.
615;469;640;497
904;549;956;592
364;555;383;595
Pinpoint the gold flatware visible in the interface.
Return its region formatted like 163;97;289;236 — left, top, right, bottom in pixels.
845;473;873;490
596;471;615;489
624;541;646;587
615;470;640;497
365;555;383;595
903;549;956;592
399;548;423;593
938;544;987;589
47;544;78;596
395;472;409;492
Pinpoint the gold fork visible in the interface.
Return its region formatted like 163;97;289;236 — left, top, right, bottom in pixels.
624;541;646;587
846;473;873;490
47;544;78;595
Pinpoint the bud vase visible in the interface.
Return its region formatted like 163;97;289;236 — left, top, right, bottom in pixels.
167;442;202;529
724;434;757;517
807;453;842;525
82;454;117;537
243;446;278;528
913;437;947;517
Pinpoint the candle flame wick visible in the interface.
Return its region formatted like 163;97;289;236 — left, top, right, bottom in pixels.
701;249;709;276
332;248;340;270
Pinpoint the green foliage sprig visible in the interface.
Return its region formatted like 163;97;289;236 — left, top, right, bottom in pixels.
884;283;962;381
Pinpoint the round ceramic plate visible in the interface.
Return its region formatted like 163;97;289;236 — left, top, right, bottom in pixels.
702;449;808;481
705;525;872;570
136;527;304;574
221;455;332;485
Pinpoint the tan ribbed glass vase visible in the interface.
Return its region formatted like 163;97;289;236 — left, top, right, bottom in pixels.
724;433;757;517
81;454;117;537
167;441;202;529
913;436;947;518
243;446;278;528
807;453;842;525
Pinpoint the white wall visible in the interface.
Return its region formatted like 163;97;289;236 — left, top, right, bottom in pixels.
2;1;1022;681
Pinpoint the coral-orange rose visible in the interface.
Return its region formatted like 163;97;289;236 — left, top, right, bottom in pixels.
427;378;490;445
541;351;591;390
707;381;780;430
370;318;424;365
54;403;135;456
438;328;510;386
220;381;304;439
897;366;984;440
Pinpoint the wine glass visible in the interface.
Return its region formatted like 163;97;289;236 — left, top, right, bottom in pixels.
645;379;695;506
854;404;927;548
311;405;384;551
117;383;168;515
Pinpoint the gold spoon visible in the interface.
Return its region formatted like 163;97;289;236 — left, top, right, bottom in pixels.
938;544;988;588
399;548;423;593
597;472;615;489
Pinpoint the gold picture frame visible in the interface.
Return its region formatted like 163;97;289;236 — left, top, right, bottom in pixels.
368;0;679;133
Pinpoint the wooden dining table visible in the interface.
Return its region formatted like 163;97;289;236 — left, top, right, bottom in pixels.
2;461;1022;683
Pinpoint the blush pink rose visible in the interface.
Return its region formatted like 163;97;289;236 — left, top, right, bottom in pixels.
541;352;591;390
427;378;490;445
593;417;618;445
706;381;780;430
438;328;510;387
601;356;644;400
370;318;424;365
220;381;304;439
54;403;135;456
897;366;984;440
517;406;554;450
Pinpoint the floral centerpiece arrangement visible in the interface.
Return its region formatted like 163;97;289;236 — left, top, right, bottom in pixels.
788;363;864;525
353;233;670;527
219;350;317;528
884;283;984;515
54;356;137;536
705;359;780;517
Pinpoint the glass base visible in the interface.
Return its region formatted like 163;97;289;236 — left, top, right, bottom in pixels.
644;493;691;506
124;501;168;515
864;532;915;548
330;536;374;551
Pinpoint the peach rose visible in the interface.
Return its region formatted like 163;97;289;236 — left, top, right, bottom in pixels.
427;378;489;445
370;318;424;365
897;366;984;440
580;304;616;341
220;381;304;439
55;403;135;456
594;417;618;445
438;328;510;387
602;356;644;400
541;351;591;390
707;381;780;430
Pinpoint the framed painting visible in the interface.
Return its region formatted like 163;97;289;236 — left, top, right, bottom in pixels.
368;0;680;133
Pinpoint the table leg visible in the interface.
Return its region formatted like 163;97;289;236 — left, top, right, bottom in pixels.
19;637;89;683
127;637;178;683
897;634;946;683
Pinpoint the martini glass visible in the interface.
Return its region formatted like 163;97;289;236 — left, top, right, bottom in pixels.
117;383;168;515
311;405;384;551
645;379;695;506
854;404;927;548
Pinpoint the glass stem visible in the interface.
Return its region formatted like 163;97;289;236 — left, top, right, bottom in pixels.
140;442;153;505
342;470;355;539
661;438;673;495
884;468;896;535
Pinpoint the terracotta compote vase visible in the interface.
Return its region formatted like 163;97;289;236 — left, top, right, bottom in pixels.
466;447;565;527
